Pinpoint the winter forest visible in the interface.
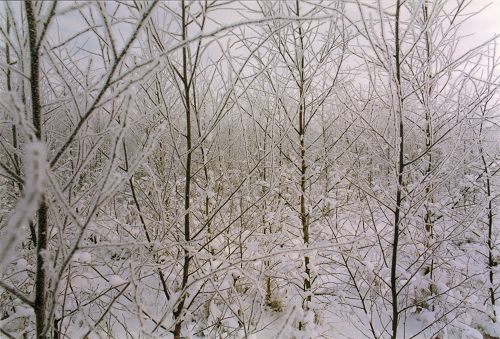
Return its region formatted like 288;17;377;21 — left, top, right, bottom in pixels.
1;0;500;338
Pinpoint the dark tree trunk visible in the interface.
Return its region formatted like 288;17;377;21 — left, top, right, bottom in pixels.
26;2;49;337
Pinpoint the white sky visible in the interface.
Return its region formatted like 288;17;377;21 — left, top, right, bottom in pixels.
460;0;500;45
51;1;500;39
347;0;500;50
19;0;500;68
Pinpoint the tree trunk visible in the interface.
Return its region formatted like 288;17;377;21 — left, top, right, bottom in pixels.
174;1;192;337
26;2;49;337
391;1;403;338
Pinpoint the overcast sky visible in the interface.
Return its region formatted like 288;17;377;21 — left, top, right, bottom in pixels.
36;0;500;69
452;0;499;45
